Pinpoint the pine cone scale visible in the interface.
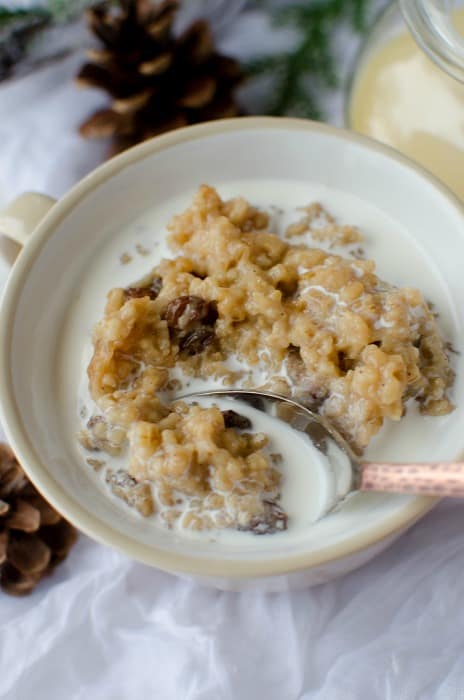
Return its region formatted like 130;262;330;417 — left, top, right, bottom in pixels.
197;96;239;122
178;21;213;63
0;444;16;475
146;1;178;39
0;531;7;565
6;498;41;532
1;563;40;596
139;52;172;75
8;534;51;575
40;521;78;558
0;467;27;499
77;63;147;100
113;89;153;114
79;108;126;138
27;493;62;526
0;444;27;498
86;8;122;48
141;113;187;138
76;63;116;92
85;48;114;66
178;76;216;108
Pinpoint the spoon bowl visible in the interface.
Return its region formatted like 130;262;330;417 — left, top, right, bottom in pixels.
182;389;464;512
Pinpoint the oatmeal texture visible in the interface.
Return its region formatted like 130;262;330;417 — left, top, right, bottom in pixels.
285;202;363;245
83;185;454;530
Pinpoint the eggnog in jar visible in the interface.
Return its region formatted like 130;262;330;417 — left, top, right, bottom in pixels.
349;8;464;200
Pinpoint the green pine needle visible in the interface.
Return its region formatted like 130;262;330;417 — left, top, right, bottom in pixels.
0;0;96;79
0;0;94;26
246;0;371;119
0;7;48;26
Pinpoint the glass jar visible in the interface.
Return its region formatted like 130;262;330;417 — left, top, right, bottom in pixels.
348;0;464;199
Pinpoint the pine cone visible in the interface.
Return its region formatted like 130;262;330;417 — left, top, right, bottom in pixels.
76;0;244;155
0;444;77;596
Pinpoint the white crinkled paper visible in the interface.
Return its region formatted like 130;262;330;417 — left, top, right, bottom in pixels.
1;6;464;699
1;503;463;700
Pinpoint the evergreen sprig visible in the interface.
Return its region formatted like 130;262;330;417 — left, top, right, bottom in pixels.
0;7;48;26
0;0;95;78
0;0;93;27
246;0;370;119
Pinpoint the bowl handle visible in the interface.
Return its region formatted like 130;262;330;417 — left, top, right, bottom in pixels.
0;193;56;247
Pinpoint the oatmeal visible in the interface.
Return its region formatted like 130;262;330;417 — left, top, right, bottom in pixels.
285;202;363;245
81;185;454;531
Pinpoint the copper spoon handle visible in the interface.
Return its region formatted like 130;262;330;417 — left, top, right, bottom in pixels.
360;462;464;497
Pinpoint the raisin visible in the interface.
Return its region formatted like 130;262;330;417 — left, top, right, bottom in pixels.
222;410;252;430
125;276;162;301
163;295;217;330
239;501;288;535
190;270;207;280
288;344;301;358
204;300;218;326
337;351;356;372
163;295;206;328
276;278;298;298
178;327;215;355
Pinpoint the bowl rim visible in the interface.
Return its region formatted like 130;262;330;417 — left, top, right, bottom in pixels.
2;114;461;578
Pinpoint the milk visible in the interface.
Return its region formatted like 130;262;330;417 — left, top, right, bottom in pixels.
59;179;457;544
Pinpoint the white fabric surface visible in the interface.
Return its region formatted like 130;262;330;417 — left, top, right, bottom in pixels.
1;6;464;699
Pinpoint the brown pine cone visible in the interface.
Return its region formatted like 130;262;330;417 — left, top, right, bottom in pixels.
0;444;78;596
76;0;244;155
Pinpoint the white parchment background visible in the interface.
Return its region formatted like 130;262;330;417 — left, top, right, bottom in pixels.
1;3;463;699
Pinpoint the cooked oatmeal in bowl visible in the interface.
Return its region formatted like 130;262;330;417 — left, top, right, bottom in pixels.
78;185;455;535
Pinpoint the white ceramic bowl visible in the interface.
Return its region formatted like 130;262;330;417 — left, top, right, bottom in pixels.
1;117;464;592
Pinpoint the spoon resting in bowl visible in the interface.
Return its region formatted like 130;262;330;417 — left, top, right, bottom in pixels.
181;389;464;506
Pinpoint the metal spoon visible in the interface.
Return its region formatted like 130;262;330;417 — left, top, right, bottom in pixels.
182;389;464;505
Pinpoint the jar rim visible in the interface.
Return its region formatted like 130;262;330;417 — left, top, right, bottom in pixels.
399;0;464;83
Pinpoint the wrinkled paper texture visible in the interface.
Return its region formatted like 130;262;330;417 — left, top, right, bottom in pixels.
1;5;463;699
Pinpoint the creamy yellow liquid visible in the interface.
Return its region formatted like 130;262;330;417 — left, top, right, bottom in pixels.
350;11;464;199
